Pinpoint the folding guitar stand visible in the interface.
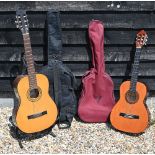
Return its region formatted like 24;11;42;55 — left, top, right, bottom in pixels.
8;116;56;149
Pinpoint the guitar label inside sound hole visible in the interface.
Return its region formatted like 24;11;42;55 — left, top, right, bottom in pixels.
120;112;139;119
28;111;47;119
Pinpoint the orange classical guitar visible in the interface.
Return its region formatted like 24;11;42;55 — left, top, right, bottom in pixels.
13;10;58;133
110;30;149;134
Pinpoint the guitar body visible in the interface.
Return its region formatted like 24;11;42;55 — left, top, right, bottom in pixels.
13;74;58;133
110;81;149;134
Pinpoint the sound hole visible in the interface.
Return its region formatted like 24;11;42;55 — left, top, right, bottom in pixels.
30;88;39;98
125;91;139;104
27;87;42;102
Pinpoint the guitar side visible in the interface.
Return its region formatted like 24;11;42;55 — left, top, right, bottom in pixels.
12;75;25;126
110;81;149;134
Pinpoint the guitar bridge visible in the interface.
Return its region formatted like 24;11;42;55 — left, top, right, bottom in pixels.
28;111;47;119
120;113;139;119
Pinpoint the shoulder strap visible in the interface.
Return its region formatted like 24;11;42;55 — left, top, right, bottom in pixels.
47;11;63;63
89;20;105;74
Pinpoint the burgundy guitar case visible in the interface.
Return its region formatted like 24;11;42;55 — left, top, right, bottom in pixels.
78;20;115;122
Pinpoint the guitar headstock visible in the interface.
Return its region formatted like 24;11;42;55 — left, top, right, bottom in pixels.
136;30;148;48
15;10;29;34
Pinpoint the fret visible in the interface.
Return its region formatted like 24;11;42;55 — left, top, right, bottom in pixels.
25;48;32;51
26;55;33;57
30;78;37;81
24;41;30;44
26;64;34;68
27;70;36;74
28;76;36;81
28;72;36;75
27;69;35;72
29;77;36;81
24;42;30;45
24;37;30;39
29;81;37;86
25;56;33;60
26;64;35;68
27;71;36;75
24;49;32;53
26;59;33;62
27;67;35;71
24;47;32;50
26;62;35;66
27;64;35;67
29;81;37;85
24;46;31;49
25;52;32;55
25;53;33;57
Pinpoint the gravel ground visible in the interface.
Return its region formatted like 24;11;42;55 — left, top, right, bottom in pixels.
0;98;155;154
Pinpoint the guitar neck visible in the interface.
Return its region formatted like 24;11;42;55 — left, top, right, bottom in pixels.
130;48;141;93
23;33;37;90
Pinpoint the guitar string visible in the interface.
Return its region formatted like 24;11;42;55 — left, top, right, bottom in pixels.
128;47;141;116
23;34;37;114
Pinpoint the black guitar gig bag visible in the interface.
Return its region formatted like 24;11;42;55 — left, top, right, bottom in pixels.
38;11;78;128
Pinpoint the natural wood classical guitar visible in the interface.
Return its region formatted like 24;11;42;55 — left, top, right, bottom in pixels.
13;10;58;133
110;30;149;134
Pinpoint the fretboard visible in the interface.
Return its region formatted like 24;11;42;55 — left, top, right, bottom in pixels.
23;33;37;90
130;48;141;93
